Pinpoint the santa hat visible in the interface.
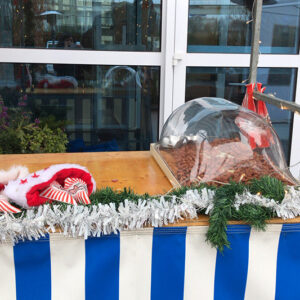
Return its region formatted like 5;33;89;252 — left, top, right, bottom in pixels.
4;164;96;208
0;166;29;213
0;165;29;186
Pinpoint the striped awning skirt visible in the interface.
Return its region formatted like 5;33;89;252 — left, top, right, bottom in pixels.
0;224;299;300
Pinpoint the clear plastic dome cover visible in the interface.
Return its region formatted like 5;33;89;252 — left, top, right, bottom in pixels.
156;97;297;186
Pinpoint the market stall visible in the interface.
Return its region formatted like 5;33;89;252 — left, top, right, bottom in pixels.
1;97;300;300
0;151;300;300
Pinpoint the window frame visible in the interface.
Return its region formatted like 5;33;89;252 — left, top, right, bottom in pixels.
0;0;299;177
172;0;300;178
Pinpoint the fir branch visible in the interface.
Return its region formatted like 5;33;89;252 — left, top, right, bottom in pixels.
232;204;275;229
89;187;146;207
2;176;295;250
249;176;285;203
206;182;245;252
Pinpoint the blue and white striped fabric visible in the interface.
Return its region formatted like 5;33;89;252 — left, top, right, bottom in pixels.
0;224;299;300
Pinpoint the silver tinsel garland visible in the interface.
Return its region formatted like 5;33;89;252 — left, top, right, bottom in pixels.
1;186;300;244
0;188;215;244
234;186;300;219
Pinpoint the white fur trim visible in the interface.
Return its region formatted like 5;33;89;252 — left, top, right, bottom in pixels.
0;166;29;185
0;193;9;203
4;164;96;208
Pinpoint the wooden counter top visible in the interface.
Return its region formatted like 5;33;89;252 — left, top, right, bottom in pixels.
1;151;300;226
0;151;172;196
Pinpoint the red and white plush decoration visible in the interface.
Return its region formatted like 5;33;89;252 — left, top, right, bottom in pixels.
40;180;77;205
64;178;90;204
0;195;21;213
0;166;29;213
4;164;96;208
40;177;90;205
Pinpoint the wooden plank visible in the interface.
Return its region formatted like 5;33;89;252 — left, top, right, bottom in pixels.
0;152;172;195
164;216;300;227
150;143;181;188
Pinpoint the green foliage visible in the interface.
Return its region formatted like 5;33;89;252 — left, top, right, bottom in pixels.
232;204;275;229
0;95;68;154
249;176;285;203
73;177;286;252
39;115;69;131
207;178;285;252
0;128;22;154
206;182;246;252
0;123;68;154
10;176;287;251
90;187;151;208
18;124;68;153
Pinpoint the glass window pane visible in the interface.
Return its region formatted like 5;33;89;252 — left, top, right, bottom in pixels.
188;0;300;54
0;0;161;51
0;63;160;153
185;67;297;162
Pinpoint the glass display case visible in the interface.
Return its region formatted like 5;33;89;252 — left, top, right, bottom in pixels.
151;97;298;187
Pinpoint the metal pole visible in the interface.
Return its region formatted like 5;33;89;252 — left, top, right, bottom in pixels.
253;91;300;114
248;1;300;116
249;0;263;84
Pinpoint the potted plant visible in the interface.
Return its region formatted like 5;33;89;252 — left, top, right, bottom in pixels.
0;95;68;154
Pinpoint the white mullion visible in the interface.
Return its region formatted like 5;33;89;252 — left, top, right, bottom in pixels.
294;47;300;178
159;0;176;133
258;55;300;68
0;48;161;66
290;67;300;179
185;53;250;67
172;0;189;111
185;53;300;68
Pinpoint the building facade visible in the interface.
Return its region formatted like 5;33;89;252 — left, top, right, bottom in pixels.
0;0;299;177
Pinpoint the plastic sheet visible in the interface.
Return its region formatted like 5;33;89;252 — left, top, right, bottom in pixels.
155;97;297;186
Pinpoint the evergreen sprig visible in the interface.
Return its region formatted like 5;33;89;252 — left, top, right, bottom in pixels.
249;176;285;203
206;181;245;252
9;176;287;251
232;204;275;229
206;176;285;251
89;187;150;207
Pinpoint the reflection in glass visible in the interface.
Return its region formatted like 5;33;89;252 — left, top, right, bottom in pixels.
0;63;160;152
185;67;297;161
0;0;161;51
188;0;300;53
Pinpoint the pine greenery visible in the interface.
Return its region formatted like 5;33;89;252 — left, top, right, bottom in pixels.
249;176;285;202
206;181;245;251
11;176;287;251
206;176;285;251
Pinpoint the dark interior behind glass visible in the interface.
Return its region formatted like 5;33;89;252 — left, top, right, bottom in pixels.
0;63;160;152
185;67;297;162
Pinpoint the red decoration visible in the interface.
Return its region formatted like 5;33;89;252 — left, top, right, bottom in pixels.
27;168;94;207
240;82;272;149
0;197;21;213
4;164;96;208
